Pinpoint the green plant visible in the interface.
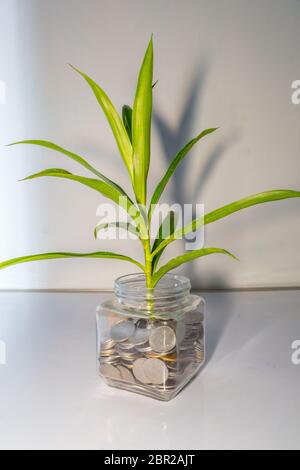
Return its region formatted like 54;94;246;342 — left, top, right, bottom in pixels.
1;37;300;289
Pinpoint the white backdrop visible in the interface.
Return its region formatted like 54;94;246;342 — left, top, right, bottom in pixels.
0;0;300;290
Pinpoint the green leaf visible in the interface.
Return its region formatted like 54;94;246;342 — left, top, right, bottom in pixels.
151;211;177;272
0;252;144;271
152;248;237;286
204;190;300;227
149;128;218;220
70;65;133;179
152;189;300;257
22;168;125;204
8;140;126;194
132;37;153;205
94;221;140;240
22;168;148;238
22;168;73;177
122;106;133;143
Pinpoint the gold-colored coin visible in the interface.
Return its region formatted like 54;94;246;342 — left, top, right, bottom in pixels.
145;352;177;363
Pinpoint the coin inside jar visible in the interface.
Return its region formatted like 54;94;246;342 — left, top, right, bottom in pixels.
100;364;121;379
144;358;169;385
117;365;135;383
132;358;152;384
149;325;177;353
110;320;136;342
101;339;116;350
145;351;177;363
129;324;151;346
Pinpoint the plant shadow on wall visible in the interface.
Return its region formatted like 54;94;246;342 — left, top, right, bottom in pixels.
154;63;237;362
154;63;238;283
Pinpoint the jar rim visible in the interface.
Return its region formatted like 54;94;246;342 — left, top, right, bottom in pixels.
114;273;191;301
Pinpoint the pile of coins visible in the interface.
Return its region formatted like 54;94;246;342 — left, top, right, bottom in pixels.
99;313;204;394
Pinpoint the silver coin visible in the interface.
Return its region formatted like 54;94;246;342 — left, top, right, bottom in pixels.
167;362;179;372
149;326;177;353
100;352;119;359
117;341;136;351
117;365;135;383
100;356;120;366
100;349;116;357
100;364;121;379
110;320;136;342
153;319;176;332
118;351;137;361
129;325;151;346
118;350;139;361
132;358;152;384
136;342;153;353
116;344;137;355
144;358;169;385
155;378;177;390
101;339;116;350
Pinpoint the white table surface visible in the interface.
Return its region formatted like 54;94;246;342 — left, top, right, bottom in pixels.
0;290;299;450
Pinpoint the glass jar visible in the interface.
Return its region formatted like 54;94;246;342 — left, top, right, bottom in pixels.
96;273;205;401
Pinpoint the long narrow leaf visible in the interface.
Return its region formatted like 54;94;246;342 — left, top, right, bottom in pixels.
94;221;140;240
151;211;177;272
152;248;237;286
0;252;144;271
149;128;218;220
122;106;133;143
204;190;300;226
8;140;126;194
22;168;127;205
22;168;148;238
132;37;153;205
152;189;300;257
70;65;133;179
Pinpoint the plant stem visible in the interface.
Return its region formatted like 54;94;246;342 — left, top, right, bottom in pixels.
144;237;153;288
144;237;155;319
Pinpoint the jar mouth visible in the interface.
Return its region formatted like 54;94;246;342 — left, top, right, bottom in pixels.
114;273;191;303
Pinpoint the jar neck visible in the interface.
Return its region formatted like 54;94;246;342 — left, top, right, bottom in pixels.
114;273;191;312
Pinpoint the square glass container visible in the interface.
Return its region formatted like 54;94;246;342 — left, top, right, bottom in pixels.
96;274;205;401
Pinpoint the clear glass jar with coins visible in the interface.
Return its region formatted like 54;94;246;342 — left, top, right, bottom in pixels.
96;274;205;401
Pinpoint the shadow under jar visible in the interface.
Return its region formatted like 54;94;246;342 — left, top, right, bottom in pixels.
96;274;205;401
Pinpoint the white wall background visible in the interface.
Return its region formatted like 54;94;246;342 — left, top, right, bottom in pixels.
0;0;299;290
